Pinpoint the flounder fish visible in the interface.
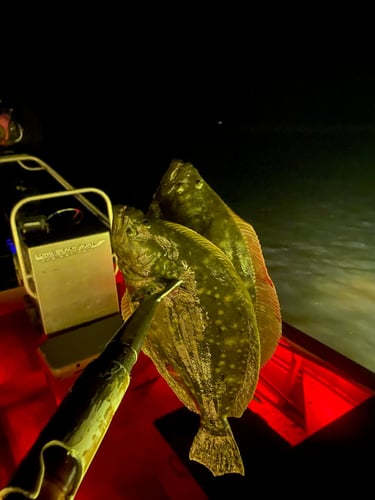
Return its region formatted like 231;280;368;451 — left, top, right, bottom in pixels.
111;205;260;476
147;159;282;367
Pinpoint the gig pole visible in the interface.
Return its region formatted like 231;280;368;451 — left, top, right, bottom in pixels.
0;279;182;500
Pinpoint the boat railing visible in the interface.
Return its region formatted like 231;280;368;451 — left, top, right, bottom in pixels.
0;153;119;323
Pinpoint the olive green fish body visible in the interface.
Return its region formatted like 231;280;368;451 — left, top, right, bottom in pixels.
111;205;260;476
148;159;282;367
148;161;257;303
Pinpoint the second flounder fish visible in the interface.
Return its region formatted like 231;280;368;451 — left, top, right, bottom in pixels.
148;159;282;367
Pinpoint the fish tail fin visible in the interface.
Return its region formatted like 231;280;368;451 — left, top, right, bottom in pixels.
189;422;245;476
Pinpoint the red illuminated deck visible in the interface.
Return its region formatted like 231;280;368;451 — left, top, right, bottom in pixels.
252;335;373;445
0;286;374;498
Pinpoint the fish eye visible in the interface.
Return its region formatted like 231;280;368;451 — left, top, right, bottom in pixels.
195;178;203;189
141;218;151;228
126;226;136;236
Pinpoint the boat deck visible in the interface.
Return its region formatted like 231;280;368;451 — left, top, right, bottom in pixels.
1;286;375;498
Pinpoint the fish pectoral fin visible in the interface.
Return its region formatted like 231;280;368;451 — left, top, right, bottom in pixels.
189;422;245;476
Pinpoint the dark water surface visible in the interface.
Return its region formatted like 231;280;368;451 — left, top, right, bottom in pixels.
190;127;375;374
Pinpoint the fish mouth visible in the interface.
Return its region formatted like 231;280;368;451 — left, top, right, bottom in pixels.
111;205;136;240
112;204;127;224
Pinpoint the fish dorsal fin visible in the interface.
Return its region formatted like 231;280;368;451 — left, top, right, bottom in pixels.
229;207;282;366
229;208;275;287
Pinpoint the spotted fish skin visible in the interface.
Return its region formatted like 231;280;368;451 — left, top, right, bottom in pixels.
148;159;282;367
111;205;260;476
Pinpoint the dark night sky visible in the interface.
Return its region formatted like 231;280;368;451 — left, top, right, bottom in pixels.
29;40;375;143
2;30;375;207
4;36;375;131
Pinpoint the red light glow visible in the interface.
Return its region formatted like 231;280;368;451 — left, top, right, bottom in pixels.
1;286;374;498
250;337;374;445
